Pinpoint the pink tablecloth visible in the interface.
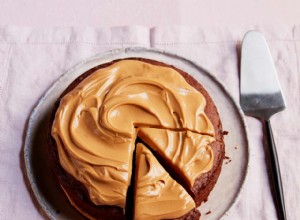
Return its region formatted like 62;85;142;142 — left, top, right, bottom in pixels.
0;26;299;220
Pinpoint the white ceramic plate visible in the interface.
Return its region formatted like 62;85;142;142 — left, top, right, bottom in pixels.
24;47;249;220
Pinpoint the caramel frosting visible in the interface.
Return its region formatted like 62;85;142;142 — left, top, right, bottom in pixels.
51;59;215;210
138;128;215;187
134;144;195;220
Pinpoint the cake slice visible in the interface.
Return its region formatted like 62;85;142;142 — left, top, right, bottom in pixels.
134;143;197;220
138;128;216;202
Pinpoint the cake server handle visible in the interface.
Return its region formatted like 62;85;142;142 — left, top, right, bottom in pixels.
265;120;287;220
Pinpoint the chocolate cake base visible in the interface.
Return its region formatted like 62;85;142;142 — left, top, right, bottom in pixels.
48;58;225;220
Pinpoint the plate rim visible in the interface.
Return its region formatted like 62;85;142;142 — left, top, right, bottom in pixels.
24;47;250;220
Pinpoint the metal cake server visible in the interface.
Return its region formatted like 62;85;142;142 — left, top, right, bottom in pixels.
240;31;287;220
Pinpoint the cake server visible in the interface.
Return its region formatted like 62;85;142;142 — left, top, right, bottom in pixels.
240;31;287;220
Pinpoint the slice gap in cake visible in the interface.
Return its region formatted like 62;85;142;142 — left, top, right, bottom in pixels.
134;143;199;220
137;127;217;204
125;137;138;220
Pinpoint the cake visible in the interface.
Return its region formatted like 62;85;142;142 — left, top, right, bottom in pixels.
48;58;225;220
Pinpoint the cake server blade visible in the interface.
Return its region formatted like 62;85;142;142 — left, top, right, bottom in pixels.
240;31;286;119
240;31;287;220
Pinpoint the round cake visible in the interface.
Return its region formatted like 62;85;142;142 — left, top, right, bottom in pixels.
48;58;225;220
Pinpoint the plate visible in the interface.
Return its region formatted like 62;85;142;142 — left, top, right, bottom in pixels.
24;47;249;220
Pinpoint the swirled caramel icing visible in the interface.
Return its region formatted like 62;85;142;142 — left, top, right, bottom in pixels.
138;128;214;187
134;144;195;220
51;59;215;210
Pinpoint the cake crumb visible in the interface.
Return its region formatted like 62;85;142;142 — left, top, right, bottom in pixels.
223;131;229;135
225;159;232;164
205;211;211;215
224;155;232;164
